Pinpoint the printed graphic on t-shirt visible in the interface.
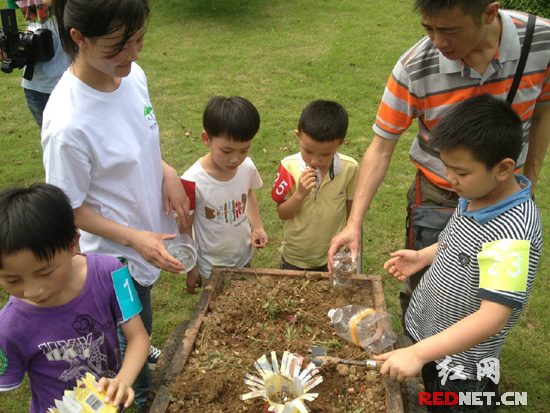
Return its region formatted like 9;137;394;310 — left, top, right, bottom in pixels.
143;104;158;130
0;349;7;377
38;314;118;389
205;193;248;224
458;252;470;267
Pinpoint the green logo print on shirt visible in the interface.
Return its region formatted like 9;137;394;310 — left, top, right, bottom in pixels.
143;104;158;130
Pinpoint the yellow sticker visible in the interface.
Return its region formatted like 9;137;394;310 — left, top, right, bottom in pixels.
478;240;530;292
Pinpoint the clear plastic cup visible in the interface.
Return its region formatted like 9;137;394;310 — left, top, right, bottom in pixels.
164;233;198;273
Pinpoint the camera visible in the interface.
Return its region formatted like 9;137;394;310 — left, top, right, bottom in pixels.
0;8;54;81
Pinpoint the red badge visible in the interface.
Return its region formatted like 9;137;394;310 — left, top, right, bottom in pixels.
272;164;295;203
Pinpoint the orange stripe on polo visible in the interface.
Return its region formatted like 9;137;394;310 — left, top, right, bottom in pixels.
422;73;547;111
537;67;550;101
385;76;423;109
511;18;525;26
412;162;454;190
376;101;413;135
421;117;439;131
423;88;479;110
518;72;547;90
512;101;535;119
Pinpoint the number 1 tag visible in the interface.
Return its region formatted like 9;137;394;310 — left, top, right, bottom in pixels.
111;267;142;321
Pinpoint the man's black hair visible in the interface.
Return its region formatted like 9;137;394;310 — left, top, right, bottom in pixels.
298;100;349;143
414;0;492;20
203;96;260;142
0;183;78;268
430;94;523;169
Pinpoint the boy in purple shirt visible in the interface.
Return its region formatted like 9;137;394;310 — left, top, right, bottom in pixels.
0;183;150;412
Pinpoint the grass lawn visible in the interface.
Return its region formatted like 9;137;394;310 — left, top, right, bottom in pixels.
1;0;549;411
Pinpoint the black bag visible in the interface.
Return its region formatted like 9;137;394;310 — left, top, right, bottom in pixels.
408;204;454;250
406;172;454;250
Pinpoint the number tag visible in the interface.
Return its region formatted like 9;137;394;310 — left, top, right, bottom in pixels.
111;267;142;321
271;164;295;203
478;240;530;292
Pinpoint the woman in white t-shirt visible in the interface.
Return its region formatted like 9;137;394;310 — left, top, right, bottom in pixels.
40;1;189;411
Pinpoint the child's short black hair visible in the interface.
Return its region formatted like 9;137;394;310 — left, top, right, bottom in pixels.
298;100;348;143
430;94;523;169
0;183;78;268
203;96;260;142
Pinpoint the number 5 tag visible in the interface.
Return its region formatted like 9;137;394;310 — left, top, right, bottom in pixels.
478;240;530;292
111;267;143;321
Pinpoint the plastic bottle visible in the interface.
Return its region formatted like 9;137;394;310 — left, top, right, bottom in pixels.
328;304;396;354
331;251;356;288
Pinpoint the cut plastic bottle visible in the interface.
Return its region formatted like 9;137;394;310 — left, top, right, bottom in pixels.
328;304;396;354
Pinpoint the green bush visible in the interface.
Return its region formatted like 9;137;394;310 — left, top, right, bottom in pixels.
500;0;550;18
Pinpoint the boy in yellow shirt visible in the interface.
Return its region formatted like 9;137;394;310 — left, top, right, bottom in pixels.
272;100;358;271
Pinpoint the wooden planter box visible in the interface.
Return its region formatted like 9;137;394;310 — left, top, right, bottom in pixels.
148;267;406;413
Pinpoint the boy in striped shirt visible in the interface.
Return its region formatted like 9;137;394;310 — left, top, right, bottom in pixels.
375;94;542;408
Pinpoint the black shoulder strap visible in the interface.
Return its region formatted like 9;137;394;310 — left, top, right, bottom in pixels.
507;14;536;104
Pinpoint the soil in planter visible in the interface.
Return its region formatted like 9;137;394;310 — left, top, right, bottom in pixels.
167;272;388;413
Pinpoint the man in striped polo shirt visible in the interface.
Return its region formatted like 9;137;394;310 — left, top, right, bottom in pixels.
375;94;542;408
328;0;550;322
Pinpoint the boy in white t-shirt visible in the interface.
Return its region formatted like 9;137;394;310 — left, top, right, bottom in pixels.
179;96;268;293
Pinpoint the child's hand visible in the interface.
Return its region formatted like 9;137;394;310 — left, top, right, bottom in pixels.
251;228;268;248
374;347;424;382
383;250;424;281
296;168;318;199
97;377;134;408
184;267;202;294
